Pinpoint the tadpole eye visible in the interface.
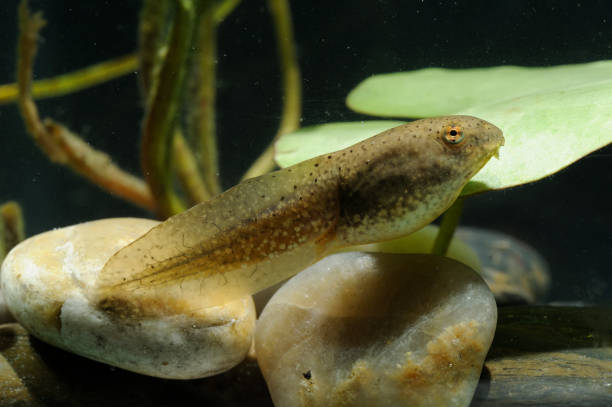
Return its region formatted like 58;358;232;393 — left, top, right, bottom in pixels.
444;126;464;144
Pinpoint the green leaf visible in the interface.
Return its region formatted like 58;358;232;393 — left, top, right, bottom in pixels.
346;61;612;118
460;80;612;192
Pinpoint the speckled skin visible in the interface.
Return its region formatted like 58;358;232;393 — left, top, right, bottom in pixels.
95;115;503;315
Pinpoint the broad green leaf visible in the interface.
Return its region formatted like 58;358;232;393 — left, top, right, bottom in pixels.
346;61;612;117
459;79;612;193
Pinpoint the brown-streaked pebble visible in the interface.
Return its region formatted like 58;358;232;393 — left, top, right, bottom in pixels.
255;252;497;407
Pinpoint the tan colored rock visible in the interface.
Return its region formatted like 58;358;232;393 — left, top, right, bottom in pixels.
0;218;255;379
252;225;481;316
255;252;497;407
456;227;550;304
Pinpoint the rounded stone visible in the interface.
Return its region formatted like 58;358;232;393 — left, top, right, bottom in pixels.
0;218;255;379
456;227;550;305
255;252;497;407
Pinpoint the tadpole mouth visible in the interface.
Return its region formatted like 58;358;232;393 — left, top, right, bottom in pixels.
487;128;504;160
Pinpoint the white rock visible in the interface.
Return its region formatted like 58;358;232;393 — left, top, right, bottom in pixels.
256;252;497;407
0;218;255;379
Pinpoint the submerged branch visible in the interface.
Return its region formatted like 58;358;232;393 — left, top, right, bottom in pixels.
46;120;155;209
16;1;155;211
0;54;137;105
241;0;301;180
141;0;196;218
431;197;464;256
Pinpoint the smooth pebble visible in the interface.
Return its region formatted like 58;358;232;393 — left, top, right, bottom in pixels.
0;218;255;379
256;252;497;407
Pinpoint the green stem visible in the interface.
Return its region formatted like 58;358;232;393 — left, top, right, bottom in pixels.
141;0;195;218
0;54;137;104
242;0;301;180
138;0;170;100
172;129;211;204
431;197;464;256
188;0;221;198
213;0;242;23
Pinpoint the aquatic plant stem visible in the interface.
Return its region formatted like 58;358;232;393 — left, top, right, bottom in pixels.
141;0;197;218
431;197;464;256
138;0;210;204
173;130;212;204
0;54;137;105
16;1;155;212
138;0;169;99
241;0;301;181
0;0;240;106
213;0;242;22
179;0;242;199
188;0;222;198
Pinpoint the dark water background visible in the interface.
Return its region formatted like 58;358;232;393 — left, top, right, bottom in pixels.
0;0;610;304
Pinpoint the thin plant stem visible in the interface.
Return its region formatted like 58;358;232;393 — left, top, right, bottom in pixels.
46;120;156;210
0;54;137;105
173;130;212;204
139;0;211;204
187;0;221;197
180;0;243;199
0;0;240;106
16;1;155;211
431;197;464;256
241;0;301;180
141;0;196;218
213;0;241;22
138;0;170;99
172;0;243;202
